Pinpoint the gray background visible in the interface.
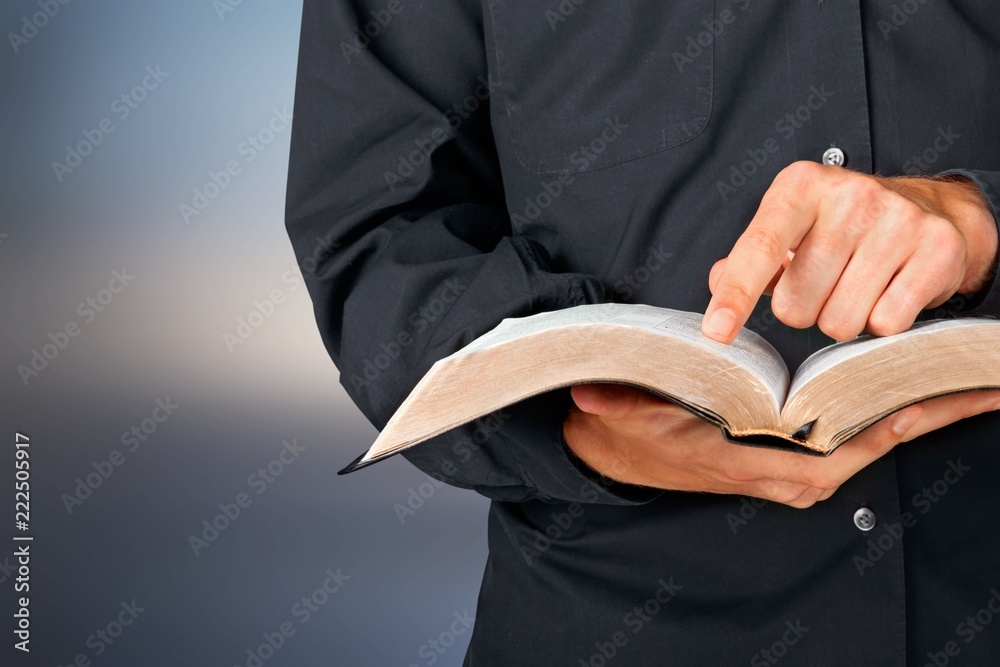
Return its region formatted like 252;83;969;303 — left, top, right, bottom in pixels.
0;2;487;665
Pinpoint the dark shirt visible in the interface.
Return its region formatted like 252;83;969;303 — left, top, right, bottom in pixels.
285;1;1000;664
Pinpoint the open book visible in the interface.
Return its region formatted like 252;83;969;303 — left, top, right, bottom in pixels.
340;304;1000;473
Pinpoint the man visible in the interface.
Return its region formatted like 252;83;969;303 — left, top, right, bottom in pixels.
285;1;1000;664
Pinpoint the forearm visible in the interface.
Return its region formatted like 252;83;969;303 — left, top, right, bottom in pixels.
929;169;1000;318
286;0;656;505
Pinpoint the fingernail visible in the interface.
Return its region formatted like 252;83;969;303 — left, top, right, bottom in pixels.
704;308;737;340
891;407;922;436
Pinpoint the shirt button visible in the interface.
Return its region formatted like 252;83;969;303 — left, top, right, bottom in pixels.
853;507;876;532
822;146;846;167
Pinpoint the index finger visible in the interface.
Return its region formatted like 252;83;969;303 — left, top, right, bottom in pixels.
703;166;820;342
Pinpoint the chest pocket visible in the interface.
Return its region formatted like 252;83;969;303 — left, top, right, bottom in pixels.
487;0;716;175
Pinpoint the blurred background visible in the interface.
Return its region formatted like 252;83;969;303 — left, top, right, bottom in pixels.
0;2;487;665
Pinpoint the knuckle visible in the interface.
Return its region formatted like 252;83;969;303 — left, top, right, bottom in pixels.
787;495;818;509
808;234;847;258
882;207;919;239
941;228;966;258
895;285;928;315
720;458;756;484
927;224;966;264
763;190;802;218
719;279;758;314
760;482;805;506
843;175;884;206
817;488;839;502
866;307;909;337
854;187;907;233
776;160;821;188
741;226;786;260
817;311;862;342
893;197;927;224
771;291;814;329
864;426;899;453
708;260;725;292
801;470;838;491
932;257;966;296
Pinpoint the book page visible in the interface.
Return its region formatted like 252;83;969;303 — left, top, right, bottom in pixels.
638;308;790;410
456;304;790;408
787;318;987;400
455;303;639;354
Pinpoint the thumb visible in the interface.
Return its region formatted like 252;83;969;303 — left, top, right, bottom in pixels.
708;258;726;294
570;384;642;420
888;405;924;440
854;405;924;453
820;405;923;482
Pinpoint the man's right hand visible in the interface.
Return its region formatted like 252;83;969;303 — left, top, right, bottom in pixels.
563;384;1000;508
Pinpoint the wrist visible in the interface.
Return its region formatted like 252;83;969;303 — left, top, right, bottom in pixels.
933;176;998;294
883;174;997;295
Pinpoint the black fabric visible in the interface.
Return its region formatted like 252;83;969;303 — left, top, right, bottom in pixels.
285;1;1000;664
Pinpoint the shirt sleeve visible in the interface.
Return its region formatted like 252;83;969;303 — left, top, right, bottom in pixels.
928;169;1000;319
284;0;662;506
